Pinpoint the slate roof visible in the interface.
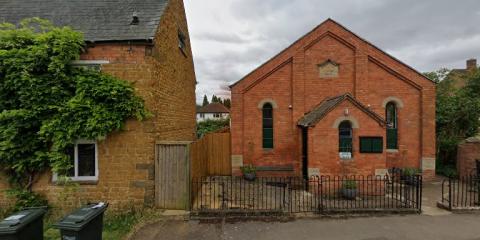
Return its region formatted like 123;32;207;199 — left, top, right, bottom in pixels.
197;103;230;114
0;0;169;42
298;93;385;127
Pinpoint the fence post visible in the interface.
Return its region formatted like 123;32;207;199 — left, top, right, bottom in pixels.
289;177;293;213
319;176;323;213
418;175;422;212
448;177;452;210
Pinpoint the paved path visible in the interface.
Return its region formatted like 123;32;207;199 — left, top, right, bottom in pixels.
131;214;480;240
421;176;451;216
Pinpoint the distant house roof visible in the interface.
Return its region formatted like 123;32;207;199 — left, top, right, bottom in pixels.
197;103;230;114
298;93;385;127
0;0;169;42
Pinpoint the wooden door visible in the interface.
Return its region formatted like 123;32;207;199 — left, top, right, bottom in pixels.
155;142;190;209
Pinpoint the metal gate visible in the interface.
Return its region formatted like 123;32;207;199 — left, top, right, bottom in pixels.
155;142;191;209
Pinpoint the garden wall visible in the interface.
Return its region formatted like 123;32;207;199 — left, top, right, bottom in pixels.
457;137;480;178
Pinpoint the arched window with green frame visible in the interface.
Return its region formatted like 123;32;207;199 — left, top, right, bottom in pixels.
338;121;353;154
386;102;398;149
262;103;273;149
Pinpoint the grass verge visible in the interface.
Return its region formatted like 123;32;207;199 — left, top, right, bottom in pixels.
44;207;164;240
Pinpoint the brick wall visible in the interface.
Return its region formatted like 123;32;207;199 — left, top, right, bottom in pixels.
457;138;480;178
231;19;435;178
309;101;386;176
0;0;196;210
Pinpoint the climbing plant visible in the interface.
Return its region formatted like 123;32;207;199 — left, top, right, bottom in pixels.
0;18;148;193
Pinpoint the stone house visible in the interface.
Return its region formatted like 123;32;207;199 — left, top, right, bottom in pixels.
197;103;230;122
0;0;196;209
230;19;436;179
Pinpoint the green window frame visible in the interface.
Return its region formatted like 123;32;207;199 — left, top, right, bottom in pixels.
262;103;273;149
359;137;383;153
386;102;398;149
338;121;353;154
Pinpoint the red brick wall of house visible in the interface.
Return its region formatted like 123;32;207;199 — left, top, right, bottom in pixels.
0;0;196;211
231;19;435;178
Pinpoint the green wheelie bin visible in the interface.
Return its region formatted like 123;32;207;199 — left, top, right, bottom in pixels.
53;202;108;240
0;207;47;240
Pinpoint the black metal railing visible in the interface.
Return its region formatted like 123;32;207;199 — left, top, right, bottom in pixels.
441;175;480;210
191;174;422;215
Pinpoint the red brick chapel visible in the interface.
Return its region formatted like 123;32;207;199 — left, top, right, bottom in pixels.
230;19;436;179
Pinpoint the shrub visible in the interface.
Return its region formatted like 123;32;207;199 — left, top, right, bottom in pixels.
240;165;256;175
196;118;229;138
6;189;48;212
342;180;357;190
402;168;420;176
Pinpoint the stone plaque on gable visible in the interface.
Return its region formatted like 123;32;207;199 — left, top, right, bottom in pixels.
318;60;339;78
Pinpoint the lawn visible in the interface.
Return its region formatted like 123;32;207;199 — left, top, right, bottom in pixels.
44;208;164;240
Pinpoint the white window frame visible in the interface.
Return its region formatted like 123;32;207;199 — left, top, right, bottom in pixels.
70;60;109;71
53;140;99;182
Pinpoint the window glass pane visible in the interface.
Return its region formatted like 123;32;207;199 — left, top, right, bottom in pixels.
263;128;273;138
263;138;273;149
66;146;75;177
372;138;383;152
360;138;372;152
387;128;398;149
386;103;397;129
77;144;96;177
339;121;351;129
339;138;352;153
263;109;272;119
263;118;273;128
339;128;352;137
360;137;383;153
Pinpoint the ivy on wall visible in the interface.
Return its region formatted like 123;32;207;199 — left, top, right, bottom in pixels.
0;18;148;192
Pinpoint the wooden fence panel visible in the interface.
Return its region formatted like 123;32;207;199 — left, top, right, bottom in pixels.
191;132;231;178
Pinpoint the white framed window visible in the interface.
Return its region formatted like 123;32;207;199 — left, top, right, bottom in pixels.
53;140;98;182
71;60;109;71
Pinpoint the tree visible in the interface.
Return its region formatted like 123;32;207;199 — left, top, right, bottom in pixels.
202;94;209;106
0;18;147;192
211;95;217;103
223;98;231;109
427;68;480;175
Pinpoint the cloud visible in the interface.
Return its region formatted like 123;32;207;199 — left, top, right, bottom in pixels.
185;0;480;103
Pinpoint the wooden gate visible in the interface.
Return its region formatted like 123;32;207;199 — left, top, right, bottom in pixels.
155;142;190;209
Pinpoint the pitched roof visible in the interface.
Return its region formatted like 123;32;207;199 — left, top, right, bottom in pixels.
298;93;385;127
230;18;434;88
0;0;169;42
197;103;230;114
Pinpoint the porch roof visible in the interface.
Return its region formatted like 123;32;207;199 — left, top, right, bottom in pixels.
297;93;386;127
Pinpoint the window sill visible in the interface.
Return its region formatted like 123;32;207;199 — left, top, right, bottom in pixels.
386;149;399;153
52;178;99;185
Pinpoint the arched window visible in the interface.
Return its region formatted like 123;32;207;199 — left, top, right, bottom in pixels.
262;103;274;149
339;121;353;155
386;102;398;149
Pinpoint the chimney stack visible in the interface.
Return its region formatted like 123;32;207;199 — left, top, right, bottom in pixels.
467;58;477;71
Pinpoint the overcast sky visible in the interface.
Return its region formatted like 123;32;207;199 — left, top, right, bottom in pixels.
184;0;480;103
